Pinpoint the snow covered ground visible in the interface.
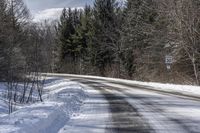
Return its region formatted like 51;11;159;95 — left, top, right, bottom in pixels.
0;83;8;117
1;74;200;133
0;78;87;133
45;73;200;98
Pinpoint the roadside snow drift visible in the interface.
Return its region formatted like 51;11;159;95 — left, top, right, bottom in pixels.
0;78;87;133
45;73;200;98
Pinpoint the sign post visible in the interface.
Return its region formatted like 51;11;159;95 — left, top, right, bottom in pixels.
165;55;173;70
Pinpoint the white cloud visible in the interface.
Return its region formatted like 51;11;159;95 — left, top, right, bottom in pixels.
33;7;84;22
33;8;63;22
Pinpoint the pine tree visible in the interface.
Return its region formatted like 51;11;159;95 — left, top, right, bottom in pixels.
57;8;84;73
92;0;119;76
121;0;160;79
71;5;95;74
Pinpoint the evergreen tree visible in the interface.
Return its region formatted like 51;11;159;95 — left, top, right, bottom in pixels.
92;0;119;75
57;8;83;73
121;0;160;79
71;5;95;74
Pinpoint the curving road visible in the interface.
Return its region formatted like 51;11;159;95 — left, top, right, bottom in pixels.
57;77;200;133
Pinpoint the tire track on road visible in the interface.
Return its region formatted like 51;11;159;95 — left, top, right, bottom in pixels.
72;79;154;133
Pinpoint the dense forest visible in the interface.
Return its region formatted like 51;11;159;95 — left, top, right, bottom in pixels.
56;0;200;85
1;0;200;87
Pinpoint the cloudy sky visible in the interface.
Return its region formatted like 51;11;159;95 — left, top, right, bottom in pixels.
23;0;94;22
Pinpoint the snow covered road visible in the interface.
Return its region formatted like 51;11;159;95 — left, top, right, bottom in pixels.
59;77;200;133
1;75;200;133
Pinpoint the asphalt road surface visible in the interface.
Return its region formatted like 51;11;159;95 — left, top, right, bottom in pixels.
58;77;200;133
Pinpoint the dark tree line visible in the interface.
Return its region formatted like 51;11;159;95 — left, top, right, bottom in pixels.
57;0;122;77
56;0;200;85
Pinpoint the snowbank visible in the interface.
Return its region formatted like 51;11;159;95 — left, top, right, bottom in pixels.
128;81;200;97
45;73;200;99
0;83;8;116
0;78;87;133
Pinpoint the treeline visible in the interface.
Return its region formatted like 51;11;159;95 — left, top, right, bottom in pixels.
56;0;200;85
0;0;57;112
57;1;122;76
1;0;200;88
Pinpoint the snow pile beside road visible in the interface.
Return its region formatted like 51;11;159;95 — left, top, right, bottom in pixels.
0;83;8;116
129;81;200;97
0;78;87;133
45;73;200;98
0;102;66;133
106;78;200;98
